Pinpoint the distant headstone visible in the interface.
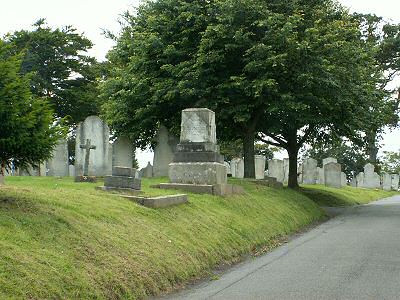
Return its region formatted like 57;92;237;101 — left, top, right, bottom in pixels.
141;162;154;178
254;155;266;180
101;166;141;192
230;158;244;179
69;165;75;177
75;116;111;176
350;177;357;187
356;172;364;188
324;162;342;188
323;157;337;166
283;158;289;184
302;158;317;184
392;174;399;191
317;167;324;184
382;173;392;191
112;137;133;168
268;159;284;183
153;125;179;177
47;139;69;176
224;162;231;176
363;163;380;189
341;172;347;187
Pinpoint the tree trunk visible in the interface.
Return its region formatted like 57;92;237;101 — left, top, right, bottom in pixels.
243;129;255;178
286;131;299;189
366;130;378;163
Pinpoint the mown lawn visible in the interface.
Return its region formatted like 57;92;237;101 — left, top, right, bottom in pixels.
0;177;396;299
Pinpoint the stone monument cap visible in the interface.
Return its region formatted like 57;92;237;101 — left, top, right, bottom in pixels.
180;108;216;144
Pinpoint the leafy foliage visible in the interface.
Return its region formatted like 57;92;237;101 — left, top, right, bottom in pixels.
0;40;63;173
380;150;400;174
4;19;100;125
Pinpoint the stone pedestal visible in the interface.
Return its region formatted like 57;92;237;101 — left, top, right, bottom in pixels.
102;167;141;191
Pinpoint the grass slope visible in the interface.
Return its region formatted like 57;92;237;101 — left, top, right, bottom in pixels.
0;177;395;299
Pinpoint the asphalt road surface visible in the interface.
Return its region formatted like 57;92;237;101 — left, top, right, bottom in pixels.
168;195;400;300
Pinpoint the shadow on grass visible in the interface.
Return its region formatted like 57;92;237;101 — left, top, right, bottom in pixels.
299;187;357;207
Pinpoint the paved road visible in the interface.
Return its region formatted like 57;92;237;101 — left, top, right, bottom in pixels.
169;195;400;300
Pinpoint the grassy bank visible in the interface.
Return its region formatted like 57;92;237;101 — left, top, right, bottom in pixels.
0;177;395;299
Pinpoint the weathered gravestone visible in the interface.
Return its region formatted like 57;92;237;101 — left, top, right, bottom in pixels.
351;177;357;187
101;166;141;192
254;155;266;180
230;158;244;179
323;157;338;166
356;172;364;188
69;165;75;177
324;162;342;188
160;108;241;196
75;139;97;182
382;173;392;191
47;139;69;176
341;172;347;187
317;167;324;184
168;108;226;185
112;137;133;168
363;163;380;189
283;158;289;184
268;159;284;183
153;125;178;177
75;116;111;176
302;158;317;184
141;162;154;178
392;174;399;191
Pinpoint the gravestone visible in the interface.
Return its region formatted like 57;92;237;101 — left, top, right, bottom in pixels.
391;174;399;191
323;157;337;166
224;162;231;176
47;139;69;176
324;162;342;188
102;166;141;192
302;158;317;184
382;173;392;191
268;159;284;183
283;158;289;184
168;108;226;185
112;137;133;168
254;155;266;180
341;172;347;187
75;116;111;176
363;163;380;189
69;165;75;177
230;158;244;179
141;162;153;178
350;177;357;187
153;125;179;177
75;139;97;182
356;172;364;188
317;167;324;184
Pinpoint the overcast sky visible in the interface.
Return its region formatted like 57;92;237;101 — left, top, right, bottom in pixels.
0;0;399;166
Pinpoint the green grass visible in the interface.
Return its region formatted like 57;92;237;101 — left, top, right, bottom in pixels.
0;177;396;299
300;184;398;207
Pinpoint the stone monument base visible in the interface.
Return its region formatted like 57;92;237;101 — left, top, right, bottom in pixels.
104;176;141;190
157;183;243;196
169;162;227;185
121;194;188;208
249;177;283;189
75;175;97;183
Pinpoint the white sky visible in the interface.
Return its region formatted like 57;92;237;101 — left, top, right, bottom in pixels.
0;0;399;166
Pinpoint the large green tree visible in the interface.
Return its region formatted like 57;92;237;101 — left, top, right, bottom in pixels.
0;40;62;174
4;19;100;125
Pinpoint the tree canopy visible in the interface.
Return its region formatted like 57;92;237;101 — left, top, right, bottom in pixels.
0;40;62;173
4;19;100;125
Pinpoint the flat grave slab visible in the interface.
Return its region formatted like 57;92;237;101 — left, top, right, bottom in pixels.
121;194;188;208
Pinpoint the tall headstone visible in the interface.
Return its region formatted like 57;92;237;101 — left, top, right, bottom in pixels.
112;137;133;168
350;177;357;187
75;116;111;176
169;108;227;185
268;159;284;183
141;162;154;178
356;172;364;188
363;163;380;189
302;158;317;184
47;139;69;176
283;158;289;184
317;167;324;184
324;162;342;188
230;158;244;179
391;174;399;191
382;173;392;191
323;157;337;166
153;125;179;177
341;172;347;187
254;155;266;180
